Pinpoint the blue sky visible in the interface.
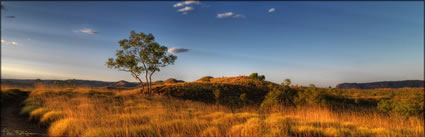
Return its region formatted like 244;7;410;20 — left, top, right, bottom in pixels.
1;1;423;87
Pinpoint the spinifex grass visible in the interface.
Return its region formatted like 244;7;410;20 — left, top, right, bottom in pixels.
21;89;423;137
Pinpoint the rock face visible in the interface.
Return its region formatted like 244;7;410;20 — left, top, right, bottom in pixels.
336;80;424;89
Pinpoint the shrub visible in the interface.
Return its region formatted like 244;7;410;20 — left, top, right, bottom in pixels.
377;94;424;117
198;76;213;82
248;73;265;81
294;84;327;106
261;82;297;109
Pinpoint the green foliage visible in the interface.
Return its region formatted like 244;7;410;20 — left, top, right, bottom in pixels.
261;79;297;109
377;93;424;117
198;76;213;82
158;82;268;105
106;30;177;94
249;73;265;81
283;79;291;87
294;84;327;106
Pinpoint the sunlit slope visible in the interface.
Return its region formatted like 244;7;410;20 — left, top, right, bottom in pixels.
151;76;277;104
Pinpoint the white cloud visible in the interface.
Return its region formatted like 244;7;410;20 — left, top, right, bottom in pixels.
173;0;199;7
184;0;199;5
177;6;193;12
173;3;184;7
217;12;233;18
1;39;18;46
75;28;97;35
174;0;199;14
268;8;275;13
217;12;245;18
168;48;190;53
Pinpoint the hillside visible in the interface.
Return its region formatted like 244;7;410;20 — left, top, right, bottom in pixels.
152;76;276;105
336;80;424;89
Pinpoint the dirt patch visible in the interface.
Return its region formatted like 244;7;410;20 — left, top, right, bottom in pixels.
1;92;47;137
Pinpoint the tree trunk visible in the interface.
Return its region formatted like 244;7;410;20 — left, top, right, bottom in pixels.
131;72;144;93
149;74;153;95
145;71;149;95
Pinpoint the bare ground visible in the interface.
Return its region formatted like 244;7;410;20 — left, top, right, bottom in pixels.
1;92;47;137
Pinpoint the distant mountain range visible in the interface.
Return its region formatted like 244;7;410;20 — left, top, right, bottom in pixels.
2;79;423;90
336;80;424;89
1;79;138;89
1;78;185;89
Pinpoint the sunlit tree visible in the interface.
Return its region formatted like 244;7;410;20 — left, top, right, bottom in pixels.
106;30;177;94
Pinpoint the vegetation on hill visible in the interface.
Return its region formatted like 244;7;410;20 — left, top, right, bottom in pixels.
2;73;424;137
17;86;423;137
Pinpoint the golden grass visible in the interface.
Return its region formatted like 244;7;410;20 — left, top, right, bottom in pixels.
29;107;49;120
22;89;424;137
40;111;65;124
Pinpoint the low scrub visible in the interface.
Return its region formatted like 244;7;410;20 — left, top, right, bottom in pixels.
21;88;423;137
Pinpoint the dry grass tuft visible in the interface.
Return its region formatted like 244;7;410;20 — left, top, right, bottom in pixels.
20;87;423;137
29;108;49;120
40;111;65;123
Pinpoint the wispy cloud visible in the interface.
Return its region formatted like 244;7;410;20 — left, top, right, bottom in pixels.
168;48;190;53
173;3;184;8
217;12;245;19
177;6;193;12
173;0;199;8
74;28;97;35
2;39;19;46
173;0;199;15
268;8;275;13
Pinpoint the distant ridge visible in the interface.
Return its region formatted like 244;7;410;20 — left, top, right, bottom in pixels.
0;79;138;88
112;80;139;87
336;80;424;89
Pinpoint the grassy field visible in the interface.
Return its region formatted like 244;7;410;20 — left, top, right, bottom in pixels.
2;76;424;137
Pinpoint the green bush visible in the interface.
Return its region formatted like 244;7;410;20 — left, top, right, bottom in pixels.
377;94;424;117
158;83;268;105
260;80;297;109
249;73;265;81
199;76;214;82
293;84;327;106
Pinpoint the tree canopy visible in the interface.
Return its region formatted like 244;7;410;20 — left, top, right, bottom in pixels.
106;30;177;94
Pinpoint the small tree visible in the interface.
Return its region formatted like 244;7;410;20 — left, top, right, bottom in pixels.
249;72;265;81
107;30;177;94
261;79;297;110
